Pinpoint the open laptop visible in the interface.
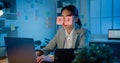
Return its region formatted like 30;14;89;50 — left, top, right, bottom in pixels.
4;37;37;63
54;48;78;63
108;29;120;40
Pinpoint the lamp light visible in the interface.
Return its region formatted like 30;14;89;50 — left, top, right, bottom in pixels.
0;1;10;16
0;1;4;16
0;10;3;16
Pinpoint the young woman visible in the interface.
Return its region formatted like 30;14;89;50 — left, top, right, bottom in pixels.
37;5;90;63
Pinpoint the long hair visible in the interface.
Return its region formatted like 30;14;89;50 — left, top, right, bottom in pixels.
61;5;82;27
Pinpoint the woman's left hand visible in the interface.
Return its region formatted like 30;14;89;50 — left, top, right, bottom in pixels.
37;55;54;63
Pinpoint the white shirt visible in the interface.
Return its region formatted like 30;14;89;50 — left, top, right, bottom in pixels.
64;28;75;48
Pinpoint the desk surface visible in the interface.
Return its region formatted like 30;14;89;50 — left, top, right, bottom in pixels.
90;38;120;43
0;58;8;63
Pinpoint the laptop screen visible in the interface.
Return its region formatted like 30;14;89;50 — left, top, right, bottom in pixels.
108;29;120;40
54;48;78;63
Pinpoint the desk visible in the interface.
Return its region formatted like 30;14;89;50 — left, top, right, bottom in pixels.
0;57;8;63
0;58;53;63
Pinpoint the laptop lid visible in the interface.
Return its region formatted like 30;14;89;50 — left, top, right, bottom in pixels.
108;29;120;40
4;37;37;63
54;48;77;63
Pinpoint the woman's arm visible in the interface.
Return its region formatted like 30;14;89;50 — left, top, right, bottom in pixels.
41;29;60;55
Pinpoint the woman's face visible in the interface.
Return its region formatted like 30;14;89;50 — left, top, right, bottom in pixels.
61;9;76;30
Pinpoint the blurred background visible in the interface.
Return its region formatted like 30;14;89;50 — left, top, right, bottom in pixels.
0;0;120;62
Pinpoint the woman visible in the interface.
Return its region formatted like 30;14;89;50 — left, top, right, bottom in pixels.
37;5;90;63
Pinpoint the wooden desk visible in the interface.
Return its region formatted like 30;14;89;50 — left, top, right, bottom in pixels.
0;57;8;63
0;58;53;63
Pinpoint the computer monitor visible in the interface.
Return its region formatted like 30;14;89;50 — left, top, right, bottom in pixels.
108;29;120;40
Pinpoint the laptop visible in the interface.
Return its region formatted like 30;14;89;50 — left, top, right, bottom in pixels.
54;48;77;63
108;29;120;40
4;37;37;63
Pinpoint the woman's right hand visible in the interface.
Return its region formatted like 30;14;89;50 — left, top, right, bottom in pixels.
37;55;45;63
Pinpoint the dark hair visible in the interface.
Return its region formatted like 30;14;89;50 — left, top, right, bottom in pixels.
61;5;82;27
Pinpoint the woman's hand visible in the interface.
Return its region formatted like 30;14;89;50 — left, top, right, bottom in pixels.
36;50;44;56
37;55;45;63
36;55;54;63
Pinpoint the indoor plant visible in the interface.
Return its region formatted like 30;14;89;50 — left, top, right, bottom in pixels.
72;44;115;63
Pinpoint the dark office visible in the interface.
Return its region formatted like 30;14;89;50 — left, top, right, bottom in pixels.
0;0;120;63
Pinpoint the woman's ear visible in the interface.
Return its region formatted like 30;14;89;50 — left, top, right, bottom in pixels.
74;17;78;22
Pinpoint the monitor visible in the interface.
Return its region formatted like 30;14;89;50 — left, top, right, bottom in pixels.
108;29;120;40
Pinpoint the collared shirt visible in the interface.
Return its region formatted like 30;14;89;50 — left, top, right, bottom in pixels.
64;28;75;48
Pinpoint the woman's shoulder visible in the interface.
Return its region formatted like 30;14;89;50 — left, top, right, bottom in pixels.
76;27;86;31
76;27;90;34
55;27;65;34
57;27;64;31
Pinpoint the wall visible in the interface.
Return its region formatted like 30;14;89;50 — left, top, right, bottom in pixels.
76;0;90;29
16;0;56;44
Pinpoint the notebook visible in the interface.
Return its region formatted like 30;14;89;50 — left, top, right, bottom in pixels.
54;48;77;63
4;37;37;63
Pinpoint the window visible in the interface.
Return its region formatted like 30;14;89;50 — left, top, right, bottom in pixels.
90;0;120;35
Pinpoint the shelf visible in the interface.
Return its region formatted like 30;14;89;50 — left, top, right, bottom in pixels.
0;26;18;33
0;27;18;43
0;12;17;20
0;0;16;20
